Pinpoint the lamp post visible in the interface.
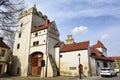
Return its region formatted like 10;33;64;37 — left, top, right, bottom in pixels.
78;53;81;79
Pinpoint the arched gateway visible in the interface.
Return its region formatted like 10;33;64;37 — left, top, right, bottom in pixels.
31;52;43;76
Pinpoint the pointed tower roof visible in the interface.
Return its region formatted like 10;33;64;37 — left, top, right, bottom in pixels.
93;40;106;49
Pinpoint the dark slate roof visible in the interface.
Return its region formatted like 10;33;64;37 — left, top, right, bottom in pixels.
0;37;10;49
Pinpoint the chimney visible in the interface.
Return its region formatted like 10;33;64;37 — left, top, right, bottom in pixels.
66;35;74;44
45;19;50;26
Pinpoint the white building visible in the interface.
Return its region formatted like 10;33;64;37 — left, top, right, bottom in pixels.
11;6;114;77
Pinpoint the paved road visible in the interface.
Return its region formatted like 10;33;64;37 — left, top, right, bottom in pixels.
0;74;120;80
83;76;120;80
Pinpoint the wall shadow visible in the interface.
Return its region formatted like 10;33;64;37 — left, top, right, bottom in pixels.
9;56;21;76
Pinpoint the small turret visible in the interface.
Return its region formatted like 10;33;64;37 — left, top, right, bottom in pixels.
66;35;74;44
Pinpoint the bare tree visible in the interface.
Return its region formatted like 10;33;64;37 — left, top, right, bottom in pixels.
0;0;25;49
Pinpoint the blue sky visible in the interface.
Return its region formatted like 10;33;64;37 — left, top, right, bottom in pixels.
26;0;120;56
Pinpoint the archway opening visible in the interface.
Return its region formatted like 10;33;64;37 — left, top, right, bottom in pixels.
31;52;43;76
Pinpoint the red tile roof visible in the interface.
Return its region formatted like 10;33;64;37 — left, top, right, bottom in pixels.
54;42;64;47
93;56;114;62
91;47;102;57
32;21;53;32
93;40;106;49
60;41;89;53
90;43;113;62
109;56;120;60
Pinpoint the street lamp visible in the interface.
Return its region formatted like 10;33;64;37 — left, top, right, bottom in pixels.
78;53;82;79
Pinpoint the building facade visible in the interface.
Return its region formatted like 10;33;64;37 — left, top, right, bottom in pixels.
90;41;114;76
55;36;114;77
12;5;59;77
0;37;10;74
12;6;114;77
109;56;120;72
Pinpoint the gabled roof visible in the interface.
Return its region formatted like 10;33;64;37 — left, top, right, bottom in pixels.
90;47;103;57
0;37;10;49
93;40;106;49
90;42;113;62
31;21;53;33
60;41;89;53
54;41;64;47
92;56;114;62
109;56;120;60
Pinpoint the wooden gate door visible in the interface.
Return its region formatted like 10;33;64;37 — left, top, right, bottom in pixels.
31;53;43;76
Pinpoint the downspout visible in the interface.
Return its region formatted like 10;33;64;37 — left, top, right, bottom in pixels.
59;48;60;76
45;28;49;77
88;47;92;77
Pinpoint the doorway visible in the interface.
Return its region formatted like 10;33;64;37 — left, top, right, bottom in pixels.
0;64;2;74
31;52;43;76
103;62;108;67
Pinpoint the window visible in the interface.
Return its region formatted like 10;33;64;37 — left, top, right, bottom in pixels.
69;67;76;70
103;62;108;67
44;40;45;42
33;42;36;46
60;55;62;58
0;50;5;56
19;33;21;38
35;32;38;37
33;41;39;46
21;23;23;27
97;62;99;67
36;41;39;45
17;44;20;49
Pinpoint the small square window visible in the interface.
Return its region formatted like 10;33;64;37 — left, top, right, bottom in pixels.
60;55;62;58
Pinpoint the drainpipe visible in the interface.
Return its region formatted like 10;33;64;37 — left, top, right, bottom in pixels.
45;29;49;77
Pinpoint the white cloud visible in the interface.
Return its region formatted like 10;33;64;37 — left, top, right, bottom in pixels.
101;34;110;40
25;0;120;22
71;26;89;35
